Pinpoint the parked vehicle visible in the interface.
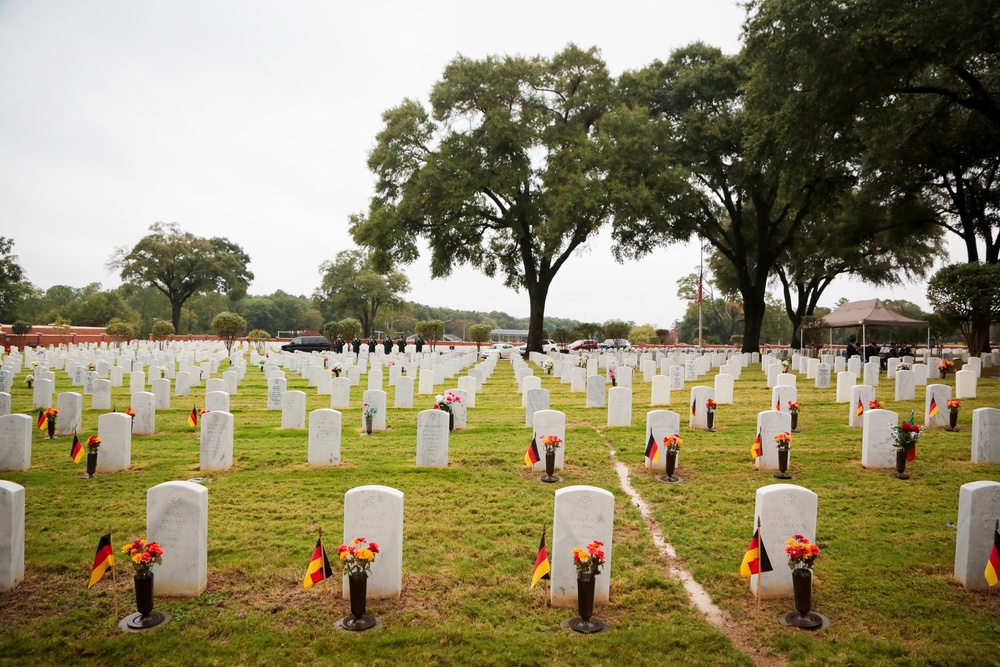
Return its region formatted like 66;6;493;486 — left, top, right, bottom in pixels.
516;339;559;354
600;339;632;350
562;339;600;352
479;342;517;359
280;336;331;353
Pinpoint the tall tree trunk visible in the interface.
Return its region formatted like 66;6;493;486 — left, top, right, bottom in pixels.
171;300;183;333
526;282;550;355
740;286;767;354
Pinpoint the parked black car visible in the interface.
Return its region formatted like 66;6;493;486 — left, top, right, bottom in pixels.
280;336;331;353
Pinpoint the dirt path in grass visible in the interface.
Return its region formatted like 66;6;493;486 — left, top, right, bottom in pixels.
595;428;786;667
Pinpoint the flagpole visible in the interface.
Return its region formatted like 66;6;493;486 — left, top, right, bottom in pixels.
109;525;119;623
698;239;703;350
756;517;762;612
991;520;998;606
319;527;331;624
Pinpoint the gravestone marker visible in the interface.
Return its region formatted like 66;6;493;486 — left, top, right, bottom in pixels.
815;364;831;389
607;387;632;427
971;408;1000;464
96;412;132;473
749;483;818;599
954;480;1000;591
894;369;916;401
714;374;734;404
174;370;190;396
152;377;171;409
848;385;876;428
650;375;671;406
33;378;53;410
146;481;208;596
861;409;898;469
836;371;856;403
525;387;550;427
308;409;341;466
925;384;951;427
754;410;792;471
91;379;112;410
955;369;977;399
531;410;566;473
586;375;606;408
0;481;25;591
457;376;476;407
281;390;307;429
0;414;31;472
688;386;715;429
330;377;351;410
416;410;449;467
362;390;387;431
129;371;145;394
267;377;286;410
205;390;230;413
551;485;614;607
0;393;8;418
200;411;234;471
342;485;404;599
55;392;83;437
645;410;680;472
131;392;156;435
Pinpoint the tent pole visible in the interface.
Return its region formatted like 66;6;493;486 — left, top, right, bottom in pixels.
862;323;867;362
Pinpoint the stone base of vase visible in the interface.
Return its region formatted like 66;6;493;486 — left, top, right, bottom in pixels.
778;610;830;631
944;427;959;432
122;610;168;630
893;471;911;480
538;474;562;483
773;472;794;479
337;613;378;631
657;474;682;483
118;611;174;634
564;616;608;634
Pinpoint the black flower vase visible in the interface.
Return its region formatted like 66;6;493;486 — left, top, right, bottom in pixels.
86;451;98;477
365;414;373;435
660;449;681;483
946;409;959;432
787;567;822;629
343;572;376;631
791;412;799;433
611;377;616;387
568;573;603;633
448;411;454;432
47;420;55;439
541;449;559;483
895;449;910;479
126;571;165;629
706;411;716;432
939;370;946;379
774;448;792;479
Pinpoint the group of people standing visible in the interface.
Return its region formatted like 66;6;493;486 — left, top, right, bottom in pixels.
330;334;425;355
844;341;913;368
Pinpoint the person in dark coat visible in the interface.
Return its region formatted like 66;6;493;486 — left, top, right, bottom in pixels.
844;341;857;358
398;337;406;353
368;335;377;351
352;336;361;355
383;336;392;354
415;337;424;353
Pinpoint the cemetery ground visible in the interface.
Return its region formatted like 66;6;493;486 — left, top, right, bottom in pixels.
1;356;999;667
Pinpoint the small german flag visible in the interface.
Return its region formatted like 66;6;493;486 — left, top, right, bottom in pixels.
70;435;84;463
775;399;781;412
855;397;864;418
524;436;541;467
88;533;114;588
37;409;47;430
303;538;333;589
985;527;1000;588
928;397;939;418
690;399;697;419
750;430;763;459
739;527;773;577
645;432;660;463
188;405;199;428
530;527;551;589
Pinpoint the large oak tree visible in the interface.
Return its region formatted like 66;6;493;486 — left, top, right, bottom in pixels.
108;223;253;331
314;249;409;337
351;45;623;353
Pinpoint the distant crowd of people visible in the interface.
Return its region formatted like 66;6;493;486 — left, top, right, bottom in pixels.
844;341;913;369
328;335;424;355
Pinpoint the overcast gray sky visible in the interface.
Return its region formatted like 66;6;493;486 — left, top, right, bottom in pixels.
0;1;964;330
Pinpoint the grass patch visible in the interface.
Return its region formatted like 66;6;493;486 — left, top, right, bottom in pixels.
1;353;998;666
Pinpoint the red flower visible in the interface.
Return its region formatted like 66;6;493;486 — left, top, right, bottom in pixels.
368;542;380;554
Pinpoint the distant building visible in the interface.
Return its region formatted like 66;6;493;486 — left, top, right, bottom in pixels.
489;329;528;343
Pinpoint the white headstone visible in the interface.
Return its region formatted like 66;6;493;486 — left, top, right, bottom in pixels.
650;375;671;406
972;408;1000;464
0;393;8;418
32;378;53;410
754;410;792;471
418;369;435;395
368;368;383;392
525;387;550;427
644;410;680;472
0;415;31;472
669;365;684;390
151;377;171;409
131;391;156;435
586;375;606;408
607;387;632;427
531;410;566;473
308;409;342;466
205;391;230;413
174;370;190;396
146;481;208;597
925;384;951;427
281;390;307;429
894;369;916;401
570;367;586;393
267;377;286;410
954;480;1000;591
55;392;83;437
770;386;797;414
836;371;857;403
688;386;715;429
714;373;734;404
777;373;796;388
129;370;145;394
96;412;132;473
450;388;468;429
955;369;977;399
551;485;614;607
362;390;387;431
749;483;818;599
0;481;25;591
457;376;477;407
331;377;351;410
199;411;234;471
91;379;112;410
222;370;239;395
815;363;831;389
861;409;898;469
341;485;403;599
848;385;876;428
393;375;414;409
416;410;449;467
521;375;542;407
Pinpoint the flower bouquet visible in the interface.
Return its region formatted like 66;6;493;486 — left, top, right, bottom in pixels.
868;399;884;410
434;390;460;414
338;537;381;629
608;368;616;386
540;434;562;453
787;400;802;431
774;432;793;478
332;362;343;377
572;540;605;578
775;432;792;450
946;399;961;431
890;413;922;477
122;538;166;627
785;535;820;570
704;398;718;431
25;374;33;388
659;433;683;482
705;398;717;412
937;359;954;378
541;359;554;375
577;355;589;368
569;540;607;632
122;538;165;576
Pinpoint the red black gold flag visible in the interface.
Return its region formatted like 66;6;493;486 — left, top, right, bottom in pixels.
71;435;84;463
985;529;999;588
530;528;551;589
928;397;939;418
37;410;47;430
750;431;763;459
188;405;198;428
303;538;333;589
645;432;660;463
855;398;864;418
690;400;696;419
524;436;540;467
88;533;114;588
740;528;773;577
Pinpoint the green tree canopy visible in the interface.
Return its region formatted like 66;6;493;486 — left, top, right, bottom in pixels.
108;223;253;331
467;323;492;352
314;250;409;337
601;320;632;346
151;320;175;340
212;311;247;354
352;45;628;353
415;320;446;351
0;237;30;322
104;318;136;345
927;262;1000;354
337;318;363;341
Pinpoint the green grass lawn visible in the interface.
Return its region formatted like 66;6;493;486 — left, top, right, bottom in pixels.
1;352;998;667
